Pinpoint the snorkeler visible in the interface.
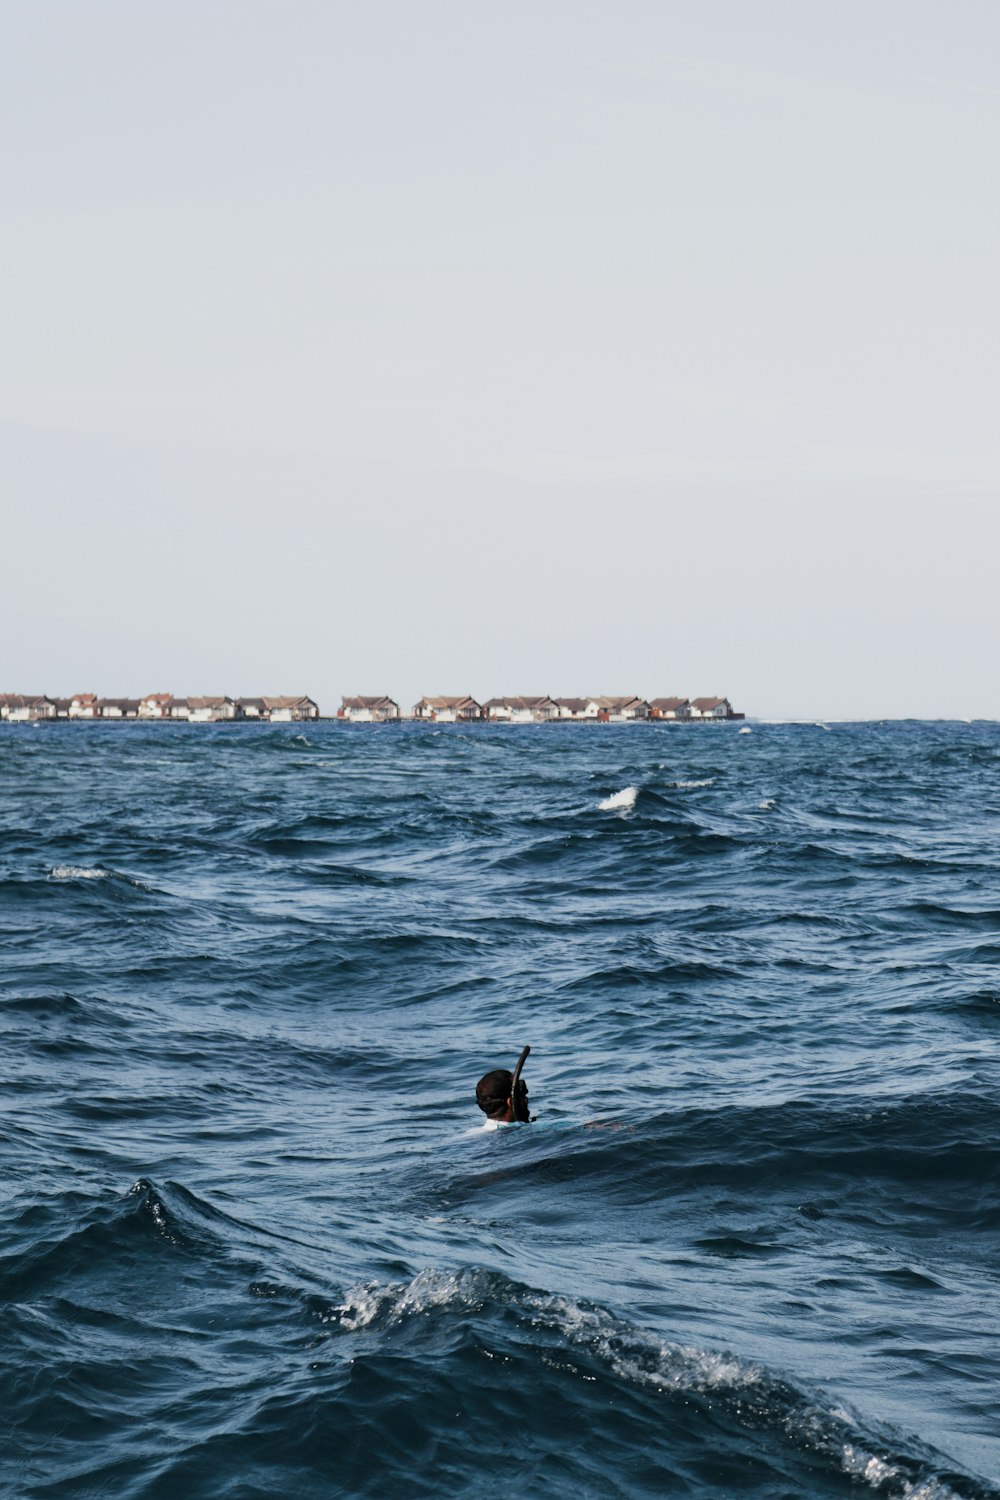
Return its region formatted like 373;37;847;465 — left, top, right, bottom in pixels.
475;1045;534;1126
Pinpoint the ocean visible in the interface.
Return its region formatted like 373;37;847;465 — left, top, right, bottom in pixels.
2;719;998;1499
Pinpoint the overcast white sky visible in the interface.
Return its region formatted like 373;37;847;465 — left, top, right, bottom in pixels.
3;1;998;718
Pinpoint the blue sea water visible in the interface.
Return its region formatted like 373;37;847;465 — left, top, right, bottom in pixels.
2;718;999;1499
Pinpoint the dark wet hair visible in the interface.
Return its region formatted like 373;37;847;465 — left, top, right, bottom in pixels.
476;1068;528;1119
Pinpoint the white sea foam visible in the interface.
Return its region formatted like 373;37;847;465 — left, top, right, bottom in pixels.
599;786;638;811
739;726;752;734
333;1267;488;1330
840;1444;962;1498
49;864;154;892
759;798;776;810
530;1290;757;1394
842;1447;901;1486
672;778;715;790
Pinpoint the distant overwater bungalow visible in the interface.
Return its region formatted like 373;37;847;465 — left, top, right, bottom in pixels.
338;697;400;722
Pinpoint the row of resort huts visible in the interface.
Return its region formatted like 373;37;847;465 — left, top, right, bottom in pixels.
2;692;742;725
340;695;742;723
0;693;319;722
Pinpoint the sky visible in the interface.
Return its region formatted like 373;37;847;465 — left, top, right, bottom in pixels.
3;0;998;719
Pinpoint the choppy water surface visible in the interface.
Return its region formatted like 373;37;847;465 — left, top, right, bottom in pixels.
2;720;999;1498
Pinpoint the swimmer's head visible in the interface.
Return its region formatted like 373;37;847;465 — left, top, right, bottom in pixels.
476;1068;528;1122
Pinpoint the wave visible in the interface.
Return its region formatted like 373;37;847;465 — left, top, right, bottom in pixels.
318;862;416;886
46;865;154;892
21;1241;985;1499
557;956;739;991
946;989;1000;1016
0;1180;190;1302
0;989;97;1017
304;1266;995;1499
0;1178;303;1306
901;902;1000;932
599;786;638;811
441;1093;1000;1236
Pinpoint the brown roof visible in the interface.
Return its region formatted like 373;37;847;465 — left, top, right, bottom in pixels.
415;696;480;709
649;697;689;710
484;696;547;709
341;696;396;709
262;696;317;709
187;697;233;709
692;697;729;710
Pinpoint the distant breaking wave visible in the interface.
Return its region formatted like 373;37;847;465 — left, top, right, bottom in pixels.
598;785;638;810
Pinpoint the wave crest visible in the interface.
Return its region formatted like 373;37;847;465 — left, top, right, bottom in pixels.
598;786;638;811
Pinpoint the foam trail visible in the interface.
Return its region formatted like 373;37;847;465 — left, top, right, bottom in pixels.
49;866;109;880
599;786;637;811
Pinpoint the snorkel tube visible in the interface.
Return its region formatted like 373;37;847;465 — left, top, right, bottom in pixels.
509;1045;534;1123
